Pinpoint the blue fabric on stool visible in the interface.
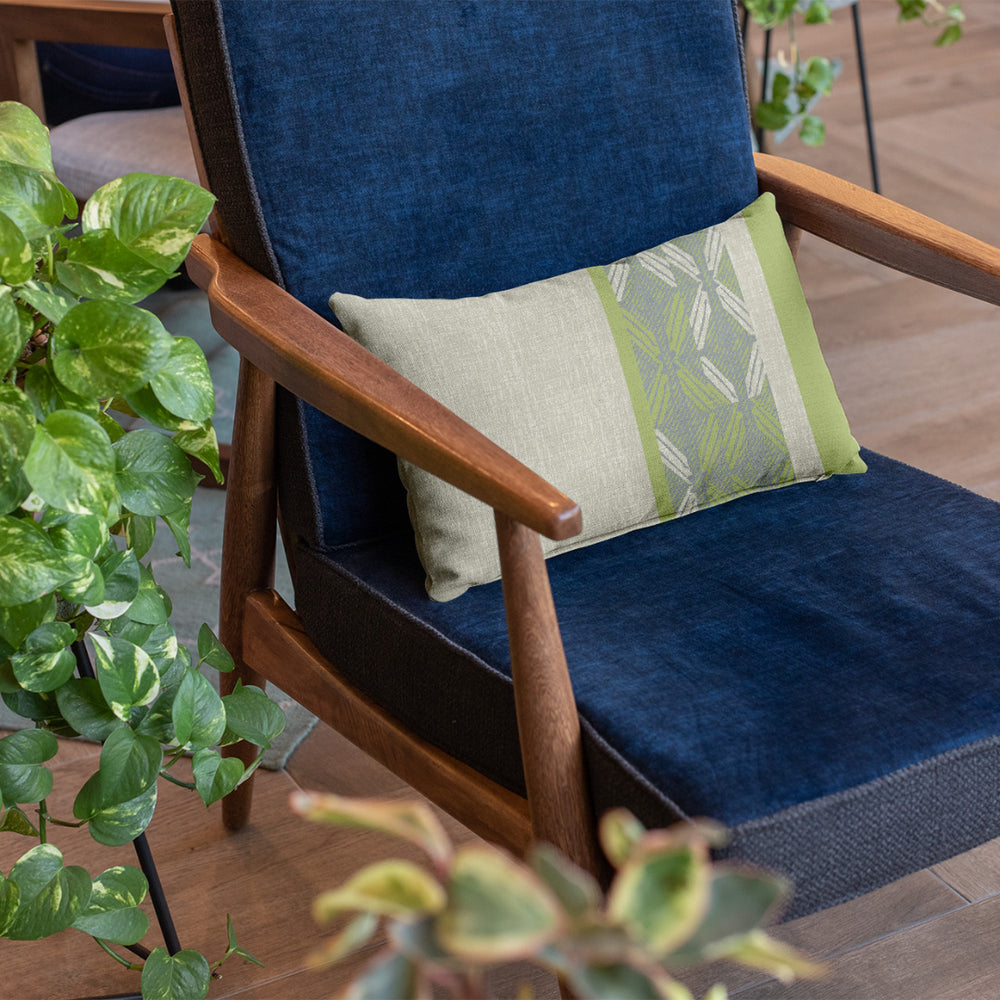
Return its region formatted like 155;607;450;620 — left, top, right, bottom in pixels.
292;450;1000;915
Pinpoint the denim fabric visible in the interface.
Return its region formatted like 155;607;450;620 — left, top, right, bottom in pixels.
294;451;1000;831
36;44;179;126
196;0;758;547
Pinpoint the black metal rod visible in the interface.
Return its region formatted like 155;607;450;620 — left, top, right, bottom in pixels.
851;1;881;193
758;25;772;152
132;833;182;955
71;640;183;970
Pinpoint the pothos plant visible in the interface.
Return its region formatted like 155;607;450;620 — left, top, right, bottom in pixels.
293;793;823;1000
746;0;965;146
0;101;285;996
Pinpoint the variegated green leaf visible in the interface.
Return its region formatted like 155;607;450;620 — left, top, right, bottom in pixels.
41;506;104;549
291;792;450;868
79;778;157;846
599;808;647;868
57;229;170;304
97;724;162;803
343;952;417;1000
23;409;117;516
0;872;18;936
0;162;66;239
15;279;76;325
86;548;141;620
114;428;198;517
163;503;192;567
149;336;214;422
51;300;173;398
607;832;712;957
314;860;446;922
0;287;23;375
0;383;35;513
0;210;33;285
0;729;57;805
0;101;54;172
71;865;149;944
23;363;98;422
123;513;156;559
670;868;788;965
221;681;285;747
173;668;226;749
173;423;222;485
197;624;234;673
57;552;105;606
0;804;38;836
90;632;160;720
307;912;379;969
713;929;824;984
0;515;73;606
530;842;601;921
125;382;194;431
83;172;215;273
190;748;243;806
5;843;92;940
54;677;119;741
140;947;211;1000
437;844;564;962
122;563;171;626
10;620;76;692
0;594;55;651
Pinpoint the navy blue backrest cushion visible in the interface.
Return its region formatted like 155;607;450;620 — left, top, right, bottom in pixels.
204;0;760;546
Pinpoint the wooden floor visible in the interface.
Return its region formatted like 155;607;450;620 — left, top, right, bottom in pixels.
4;4;1000;997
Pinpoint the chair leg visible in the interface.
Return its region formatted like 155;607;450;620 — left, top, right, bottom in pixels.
495;511;600;876
219;359;278;830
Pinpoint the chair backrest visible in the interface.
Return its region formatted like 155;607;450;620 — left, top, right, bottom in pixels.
172;0;760;549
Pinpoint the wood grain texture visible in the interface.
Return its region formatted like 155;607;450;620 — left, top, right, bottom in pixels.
0;0;169;115
186;236;582;543
733;896;1000;999
218;359;277;829
242;589;532;857
758;152;1000;307
495;512;599;876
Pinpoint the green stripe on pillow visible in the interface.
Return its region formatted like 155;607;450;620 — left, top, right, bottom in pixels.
588;265;675;521
742;194;867;476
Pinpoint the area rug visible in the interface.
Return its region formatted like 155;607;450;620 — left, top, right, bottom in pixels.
0;287;318;770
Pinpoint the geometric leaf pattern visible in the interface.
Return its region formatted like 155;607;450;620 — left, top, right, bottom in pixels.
600;227;794;518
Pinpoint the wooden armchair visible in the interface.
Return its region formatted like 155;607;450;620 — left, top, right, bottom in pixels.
169;0;1000;920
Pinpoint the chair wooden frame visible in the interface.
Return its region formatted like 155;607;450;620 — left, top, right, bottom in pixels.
0;0;170;120
182;142;1000;874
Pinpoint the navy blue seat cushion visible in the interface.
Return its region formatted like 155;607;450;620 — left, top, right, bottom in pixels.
290;450;1000;916
174;0;759;547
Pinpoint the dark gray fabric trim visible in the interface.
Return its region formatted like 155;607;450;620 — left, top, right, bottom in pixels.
722;733;1000;919
292;541;527;797
170;0;282;284
728;0;754;131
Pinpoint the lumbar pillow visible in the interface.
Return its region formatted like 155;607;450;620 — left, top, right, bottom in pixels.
331;193;865;601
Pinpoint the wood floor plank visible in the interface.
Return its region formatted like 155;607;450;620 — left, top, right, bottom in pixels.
682;870;966;998
932;836;1000;904
732;895;1000;1000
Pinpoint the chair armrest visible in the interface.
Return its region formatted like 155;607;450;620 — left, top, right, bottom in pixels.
756;152;1000;308
186;234;582;542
